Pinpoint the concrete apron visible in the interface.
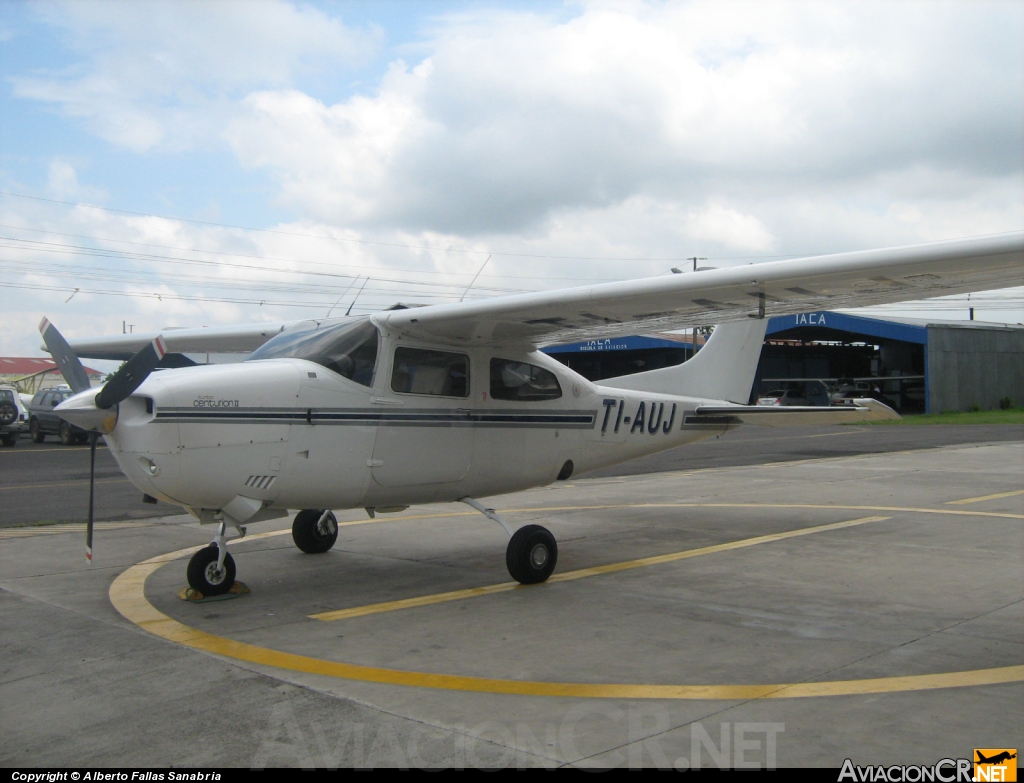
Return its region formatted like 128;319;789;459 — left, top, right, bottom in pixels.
1;440;1021;768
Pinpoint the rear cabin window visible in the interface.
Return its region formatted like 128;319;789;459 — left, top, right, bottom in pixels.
490;359;562;402
391;348;469;398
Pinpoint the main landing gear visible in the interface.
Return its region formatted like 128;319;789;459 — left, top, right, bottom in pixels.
461;497;558;584
292;509;339;554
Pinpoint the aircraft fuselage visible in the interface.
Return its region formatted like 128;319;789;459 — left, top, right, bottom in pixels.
106;344;732;520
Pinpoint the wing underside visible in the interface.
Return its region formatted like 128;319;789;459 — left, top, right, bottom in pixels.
61;321;296;361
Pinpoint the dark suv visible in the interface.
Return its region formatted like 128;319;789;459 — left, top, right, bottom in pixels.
28;388;90;445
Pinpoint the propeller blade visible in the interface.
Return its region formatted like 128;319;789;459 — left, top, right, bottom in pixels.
95;336;166;410
38;317;91;394
87;432;97;563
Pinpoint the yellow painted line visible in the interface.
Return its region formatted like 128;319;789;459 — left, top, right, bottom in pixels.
312;516;890;622
0;478;130;492
946;489;1024;505
109;538;1024;699
0;521;156;539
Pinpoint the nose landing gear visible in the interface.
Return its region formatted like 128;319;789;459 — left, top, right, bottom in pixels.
186;545;236;596
186;521;244;596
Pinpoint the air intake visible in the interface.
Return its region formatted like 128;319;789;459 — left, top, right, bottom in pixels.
245;475;276;490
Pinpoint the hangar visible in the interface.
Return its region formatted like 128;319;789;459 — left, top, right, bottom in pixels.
543;312;1024;414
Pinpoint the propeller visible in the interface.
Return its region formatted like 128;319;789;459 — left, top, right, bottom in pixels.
38;318;166;563
39;317;91;394
95;334;166;409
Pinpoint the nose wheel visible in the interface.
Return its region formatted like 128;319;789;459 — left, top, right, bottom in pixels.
186;544;236;596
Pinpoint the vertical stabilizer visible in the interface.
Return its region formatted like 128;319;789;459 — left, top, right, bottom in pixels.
599;319;769;403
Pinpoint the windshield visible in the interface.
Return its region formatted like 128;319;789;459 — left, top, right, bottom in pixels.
247;318;379;387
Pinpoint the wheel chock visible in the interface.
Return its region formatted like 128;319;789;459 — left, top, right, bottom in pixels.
177;581;250;603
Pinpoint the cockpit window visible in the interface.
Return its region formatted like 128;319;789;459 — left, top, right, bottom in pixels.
246;318;379;387
490;358;562;401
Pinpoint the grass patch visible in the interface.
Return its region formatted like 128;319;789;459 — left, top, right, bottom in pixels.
856;407;1024;426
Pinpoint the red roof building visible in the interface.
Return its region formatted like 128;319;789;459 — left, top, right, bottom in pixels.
0;357;103;392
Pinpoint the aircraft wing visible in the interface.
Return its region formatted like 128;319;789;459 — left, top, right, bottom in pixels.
61;321;296;361
381;233;1024;347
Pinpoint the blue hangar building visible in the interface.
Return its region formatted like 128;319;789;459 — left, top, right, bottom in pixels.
543;312;1024;414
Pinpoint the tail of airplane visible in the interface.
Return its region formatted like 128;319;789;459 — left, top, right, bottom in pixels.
598;319;769;403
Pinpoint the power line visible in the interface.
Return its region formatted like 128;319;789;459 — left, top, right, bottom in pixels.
0;237;532;295
0;223;622;283
0;190;825;262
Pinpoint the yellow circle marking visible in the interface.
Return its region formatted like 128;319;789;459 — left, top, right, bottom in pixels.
109;503;1024;700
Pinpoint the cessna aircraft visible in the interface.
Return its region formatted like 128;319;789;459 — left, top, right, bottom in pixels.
42;232;1024;595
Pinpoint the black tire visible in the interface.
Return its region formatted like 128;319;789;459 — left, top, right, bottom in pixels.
0;402;16;426
29;419;44;443
506;524;557;584
59;421;74;445
186;545;236;596
292;509;338;554
1;434;16;447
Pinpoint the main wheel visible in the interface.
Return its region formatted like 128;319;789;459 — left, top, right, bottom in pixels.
292;509;338;554
29;419;44;443
506;524;557;584
59;422;74;445
1;434;16;447
186;545;236;596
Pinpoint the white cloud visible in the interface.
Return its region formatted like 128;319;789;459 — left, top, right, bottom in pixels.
2;0;1023;350
224;0;1023;245
12;0;380;152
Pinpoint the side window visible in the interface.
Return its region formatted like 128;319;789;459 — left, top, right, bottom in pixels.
490;358;562;402
391;347;469;398
31;392;44;407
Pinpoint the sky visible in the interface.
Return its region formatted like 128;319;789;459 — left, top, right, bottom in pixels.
1;0;1022;366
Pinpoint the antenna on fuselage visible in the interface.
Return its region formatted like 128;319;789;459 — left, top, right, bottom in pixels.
326;276;361;318
345;276;371;316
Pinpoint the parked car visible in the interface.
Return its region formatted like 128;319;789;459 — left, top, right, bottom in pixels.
832;389;895;407
28;387;91;444
829;380;873;404
756;389;809;406
0;385;30;447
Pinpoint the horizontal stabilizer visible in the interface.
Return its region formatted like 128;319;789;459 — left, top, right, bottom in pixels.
691;398;900;426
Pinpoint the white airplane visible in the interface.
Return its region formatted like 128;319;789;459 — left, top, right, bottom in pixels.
43;232;1024;595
